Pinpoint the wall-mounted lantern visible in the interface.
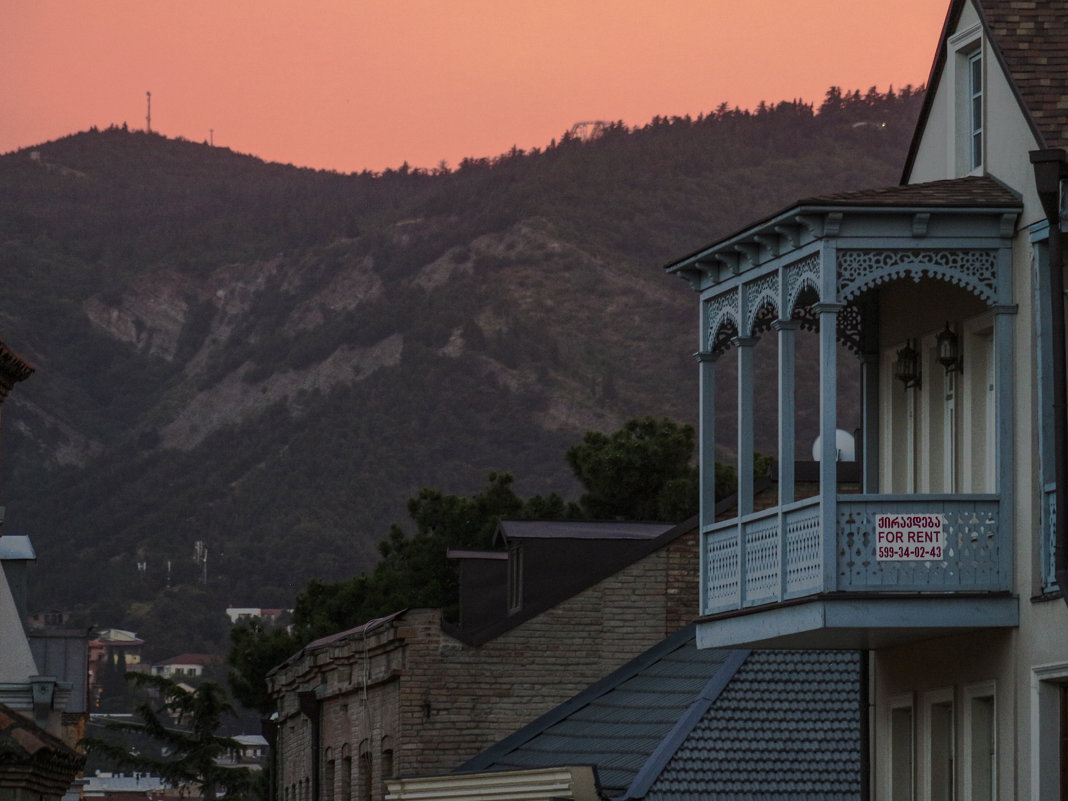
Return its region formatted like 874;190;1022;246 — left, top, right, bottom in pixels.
894;340;921;389
936;322;962;374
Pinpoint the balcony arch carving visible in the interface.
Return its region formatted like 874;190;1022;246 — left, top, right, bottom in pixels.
784;253;822;318
744;272;781;334
837;249;999;306
705;289;740;354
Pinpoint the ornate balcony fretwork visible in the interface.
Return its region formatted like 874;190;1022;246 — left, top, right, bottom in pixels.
706;246;995;356
705;289;740;354
789;302;863;356
744;272;781;335
784;253;821;319
837;249;999;305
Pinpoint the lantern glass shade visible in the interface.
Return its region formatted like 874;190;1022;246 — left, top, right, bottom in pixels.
936;323;961;373
894;340;921;389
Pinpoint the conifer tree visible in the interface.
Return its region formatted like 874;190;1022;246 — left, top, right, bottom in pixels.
81;673;257;801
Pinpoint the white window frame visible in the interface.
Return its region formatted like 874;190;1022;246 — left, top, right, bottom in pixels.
967;49;984;171
921;687;956;801
1032;663;1068;801
887;692;916;801
949;23;984;177
960;317;995;493
962;681;996;801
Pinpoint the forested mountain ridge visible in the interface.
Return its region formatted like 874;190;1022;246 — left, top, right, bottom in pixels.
0;88;922;651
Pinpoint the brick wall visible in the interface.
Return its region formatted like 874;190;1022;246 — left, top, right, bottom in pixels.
269;527;699;801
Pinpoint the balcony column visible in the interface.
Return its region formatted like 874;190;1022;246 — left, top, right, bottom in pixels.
815;302;843;592
697;350;719;536
734;335;758;609
994;301;1017;590
697;348;720;615
773;320;799;505
859;291;880;494
860;352;880;493
734;336;759;517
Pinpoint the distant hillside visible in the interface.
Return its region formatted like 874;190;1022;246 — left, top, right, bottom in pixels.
0;87;922;651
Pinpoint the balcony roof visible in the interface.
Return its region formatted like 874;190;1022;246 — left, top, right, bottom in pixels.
665;176;1023;293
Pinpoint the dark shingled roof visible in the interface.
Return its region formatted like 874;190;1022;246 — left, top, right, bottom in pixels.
796;174;1021;208
664;175;1021;274
645;650;862;801
458;626;862;801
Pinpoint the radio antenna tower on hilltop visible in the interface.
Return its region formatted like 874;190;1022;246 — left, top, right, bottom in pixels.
146;91;151;133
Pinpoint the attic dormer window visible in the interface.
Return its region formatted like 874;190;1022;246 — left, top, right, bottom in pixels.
950;23;983;176
968;49;983;171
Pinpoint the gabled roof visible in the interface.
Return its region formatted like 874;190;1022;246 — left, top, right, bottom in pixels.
458;626;862;801
904;0;1068;180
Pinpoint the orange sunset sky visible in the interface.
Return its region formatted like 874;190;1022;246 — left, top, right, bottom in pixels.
2;1;949;174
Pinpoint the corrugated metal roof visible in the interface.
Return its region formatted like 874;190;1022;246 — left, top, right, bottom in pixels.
459;627;861;801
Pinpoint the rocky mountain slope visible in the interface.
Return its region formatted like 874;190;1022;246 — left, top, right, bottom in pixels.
0;88;922;630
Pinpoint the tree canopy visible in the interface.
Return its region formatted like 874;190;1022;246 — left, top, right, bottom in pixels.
227;416;761;714
81;673;257;801
566;416;698;520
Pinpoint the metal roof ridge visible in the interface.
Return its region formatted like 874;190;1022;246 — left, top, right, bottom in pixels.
614;649;751;801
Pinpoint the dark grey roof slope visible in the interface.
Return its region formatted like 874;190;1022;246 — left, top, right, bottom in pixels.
795;175;1021;208
645;650;862;801
459;626;862;801
664;175;1020;274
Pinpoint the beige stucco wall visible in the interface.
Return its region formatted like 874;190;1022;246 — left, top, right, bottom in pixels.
874;2;1068;798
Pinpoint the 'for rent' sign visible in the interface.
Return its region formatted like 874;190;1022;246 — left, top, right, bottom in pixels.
876;514;945;561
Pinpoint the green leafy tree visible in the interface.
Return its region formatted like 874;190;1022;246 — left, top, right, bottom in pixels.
287;472;578;637
228;619;300;716
227;417;765;715
81;673;257;801
566;416;699;520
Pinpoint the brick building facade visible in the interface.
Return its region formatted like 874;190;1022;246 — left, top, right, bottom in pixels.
267;519;698;801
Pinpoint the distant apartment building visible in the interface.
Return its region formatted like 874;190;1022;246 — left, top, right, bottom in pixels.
150;653;221;680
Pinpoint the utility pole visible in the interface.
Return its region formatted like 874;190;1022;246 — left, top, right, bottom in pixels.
146;91;151;133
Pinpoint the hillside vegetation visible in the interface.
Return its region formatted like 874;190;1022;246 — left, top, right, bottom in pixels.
0;87;922;654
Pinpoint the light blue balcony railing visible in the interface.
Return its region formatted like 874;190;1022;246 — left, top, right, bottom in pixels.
704;495;1005;615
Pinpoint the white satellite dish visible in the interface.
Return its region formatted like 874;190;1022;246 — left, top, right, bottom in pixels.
811;429;856;462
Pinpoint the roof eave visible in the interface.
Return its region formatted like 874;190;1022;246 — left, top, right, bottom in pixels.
665;198;1020;278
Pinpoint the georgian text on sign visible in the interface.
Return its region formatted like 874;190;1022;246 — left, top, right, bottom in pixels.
875;514;945;561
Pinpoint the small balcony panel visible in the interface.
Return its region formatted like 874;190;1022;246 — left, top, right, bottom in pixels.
699;495;1017;649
